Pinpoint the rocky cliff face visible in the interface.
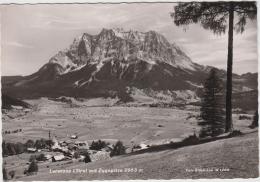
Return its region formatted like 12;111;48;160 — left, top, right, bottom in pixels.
46;28;202;76
2;28;257;104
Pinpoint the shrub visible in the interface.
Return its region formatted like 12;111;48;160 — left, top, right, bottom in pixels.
90;140;109;150
84;152;91;163
36;154;47;161
228;130;243;137
239;115;251;120
132;145;141;149
27;160;38;174
24;169;28;175
3;142;26;156
2;141;8;157
110;141;126;157
117;89;134;103
73;152;80;159
34;139;44;149
45;140;54;148
8;170;15;179
2;138;53;157
3;167;8;180
29;155;36;162
6;143;16;156
249;110;258;128
186;113;198;120
15;142;25;154
34;139;53;149
30;154;46;162
182;134;199;144
25;140;34;148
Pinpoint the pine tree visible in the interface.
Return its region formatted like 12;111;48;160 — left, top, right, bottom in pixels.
250;110;258;128
84;152;91;163
27;160;38;174
199;68;225;138
3;167;8;180
110;141;126;157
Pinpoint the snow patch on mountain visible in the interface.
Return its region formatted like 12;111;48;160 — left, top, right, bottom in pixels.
112;28;146;42
49;51;76;72
45;28;201;77
186;81;203;88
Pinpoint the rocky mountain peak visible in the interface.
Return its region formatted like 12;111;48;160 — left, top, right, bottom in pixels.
3;28;257;103
45;28;200;76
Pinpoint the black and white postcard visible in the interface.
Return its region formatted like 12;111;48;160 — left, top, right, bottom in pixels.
1;1;259;180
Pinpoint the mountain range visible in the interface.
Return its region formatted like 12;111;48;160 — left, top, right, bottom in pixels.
2;28;257;109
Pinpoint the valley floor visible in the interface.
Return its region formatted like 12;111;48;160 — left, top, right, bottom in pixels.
3;98;202;148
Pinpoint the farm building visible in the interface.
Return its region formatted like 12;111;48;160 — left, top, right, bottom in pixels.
70;135;78;139
27;148;37;153
52;154;66;162
44;154;53;161
11;105;23;110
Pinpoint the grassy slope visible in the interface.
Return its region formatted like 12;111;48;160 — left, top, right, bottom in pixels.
20;131;258;180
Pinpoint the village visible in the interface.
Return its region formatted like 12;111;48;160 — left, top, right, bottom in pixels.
2;124;152;180
26;134;114;163
23;131;150;164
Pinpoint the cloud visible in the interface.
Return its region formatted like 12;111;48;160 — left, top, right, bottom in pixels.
1;3;257;75
3;41;33;49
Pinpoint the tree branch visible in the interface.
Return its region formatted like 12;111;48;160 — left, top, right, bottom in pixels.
234;9;257;14
173;10;228;24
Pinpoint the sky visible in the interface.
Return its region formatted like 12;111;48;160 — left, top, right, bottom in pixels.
0;3;258;76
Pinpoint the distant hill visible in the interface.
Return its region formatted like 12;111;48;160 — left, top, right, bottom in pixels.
2;94;30;109
2;76;23;87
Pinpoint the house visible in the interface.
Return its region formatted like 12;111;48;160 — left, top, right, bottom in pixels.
68;143;78;151
52;144;62;151
78;155;85;162
102;144;113;152
66;140;72;144
52;154;66;162
24;108;31;113
70;135;78;139
27;148;37;153
11;105;23;110
44;154;53;161
139;143;148;149
59;141;68;147
67;150;75;157
132;143;149;152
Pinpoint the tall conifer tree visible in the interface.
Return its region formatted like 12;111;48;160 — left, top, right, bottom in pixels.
199;68;225;137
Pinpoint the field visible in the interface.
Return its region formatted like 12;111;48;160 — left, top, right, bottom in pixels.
2;97;258;180
3;98;202;147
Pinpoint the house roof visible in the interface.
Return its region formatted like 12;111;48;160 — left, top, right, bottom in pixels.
27;148;37;151
53;154;65;161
